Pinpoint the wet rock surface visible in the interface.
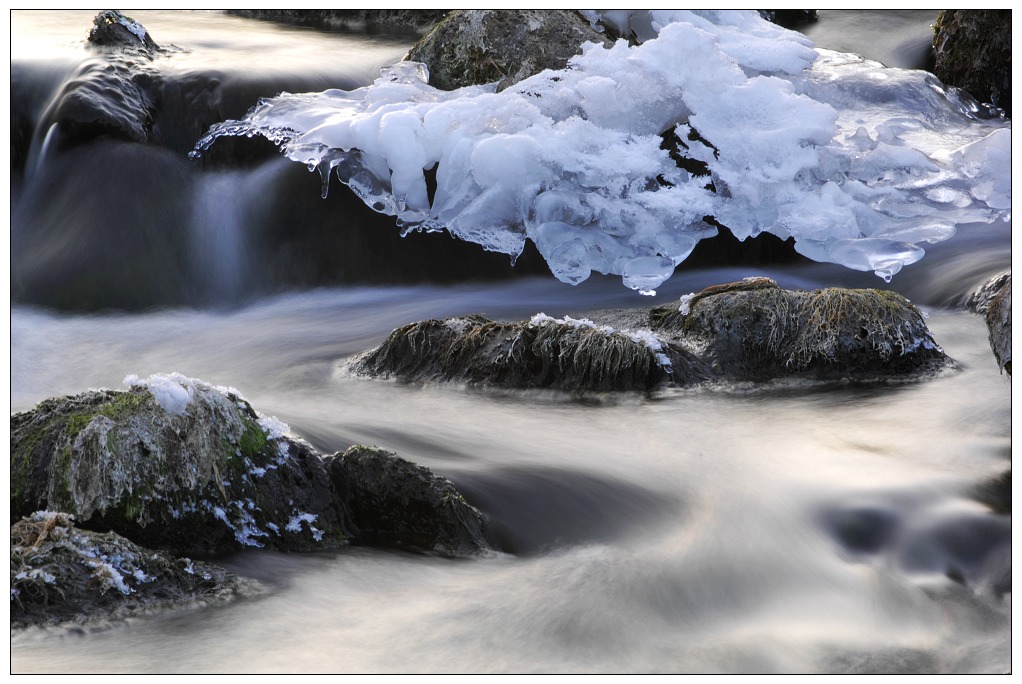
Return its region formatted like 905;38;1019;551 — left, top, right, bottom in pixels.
43;11;161;149
348;313;708;391
88;9;160;52
328;445;494;557
10;376;496;562
658;278;950;382
932;10;1011;116
406;10;613;91
966;271;1011;375
350;279;954;390
11;511;254;630
10;378;349;554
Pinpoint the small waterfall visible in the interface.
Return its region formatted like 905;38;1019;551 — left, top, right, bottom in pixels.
24;122;60;184
189;172;252;305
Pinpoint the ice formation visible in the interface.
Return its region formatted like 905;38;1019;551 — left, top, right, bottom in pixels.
193;10;1011;292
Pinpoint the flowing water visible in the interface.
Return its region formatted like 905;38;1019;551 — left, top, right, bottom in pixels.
9;10;1012;674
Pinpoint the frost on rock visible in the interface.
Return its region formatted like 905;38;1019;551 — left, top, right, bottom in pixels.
193;10;1010;291
11;511;253;629
12;378;348;554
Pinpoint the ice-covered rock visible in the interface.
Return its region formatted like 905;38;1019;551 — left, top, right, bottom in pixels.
10;376;349;554
328;445;495;557
193;10;1011;292
10;511;254;629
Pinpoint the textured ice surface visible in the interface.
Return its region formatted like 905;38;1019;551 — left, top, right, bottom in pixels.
193;10;1011;291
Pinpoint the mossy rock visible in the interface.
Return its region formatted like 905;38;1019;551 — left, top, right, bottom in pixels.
328;445;494;557
11;511;254;630
406;10;613;91
665;279;952;382
10;379;350;554
351;278;953;391
348;313;709;391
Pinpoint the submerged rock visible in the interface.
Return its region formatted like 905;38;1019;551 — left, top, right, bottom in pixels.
11;511;253;630
932;10;1011;116
972;471;1011;515
328;445;494;557
350;279;953;390
10;376;350;554
406;10;613;91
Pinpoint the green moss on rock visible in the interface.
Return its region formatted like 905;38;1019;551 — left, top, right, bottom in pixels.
10;381;349;555
406;10;613;91
351;278;954;390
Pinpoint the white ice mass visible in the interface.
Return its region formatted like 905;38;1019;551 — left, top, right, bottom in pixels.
193;10;1011;292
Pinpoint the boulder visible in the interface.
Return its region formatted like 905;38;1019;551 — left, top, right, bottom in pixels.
10;375;350;554
932;10;1011;116
757;10;818;29
11;511;254;630
347;313;710;391
38;11;160;149
350;278;954;390
656;278;951;382
405;10;613;91
11;375;496;559
88;9;160;52
966;271;1011;375
328;445;494;557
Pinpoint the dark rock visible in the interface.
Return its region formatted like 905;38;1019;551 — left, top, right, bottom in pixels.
966;271;1011;375
932;10;1011;116
37;11;161;149
88;10;160;52
11;511;254;630
10;378;350;555
758;10;818;29
40;60;154;146
327;445;494;557
348;313;710;391
406;10;613;91
226;9;449;36
655;278;951;382
985;275;1011;375
964;270;1011;314
350;278;953;390
972;471;1011;515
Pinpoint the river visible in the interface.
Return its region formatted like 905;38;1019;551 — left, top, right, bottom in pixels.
9;10;1011;674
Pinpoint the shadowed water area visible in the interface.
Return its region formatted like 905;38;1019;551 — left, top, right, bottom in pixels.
10;10;1011;674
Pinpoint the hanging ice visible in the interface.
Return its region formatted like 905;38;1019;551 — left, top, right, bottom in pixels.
192;10;1011;292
